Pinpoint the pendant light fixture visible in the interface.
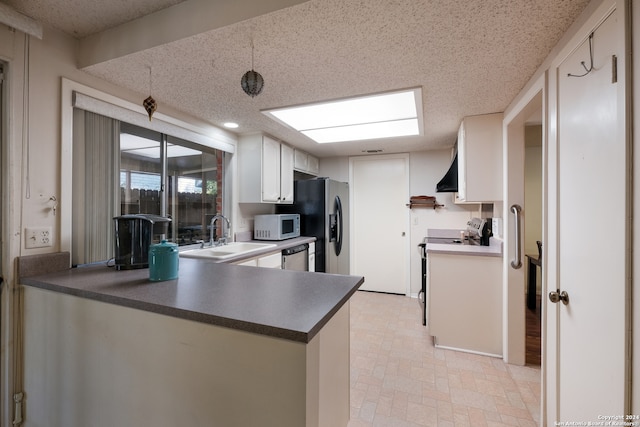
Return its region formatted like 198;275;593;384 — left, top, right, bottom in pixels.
241;40;264;97
143;66;157;121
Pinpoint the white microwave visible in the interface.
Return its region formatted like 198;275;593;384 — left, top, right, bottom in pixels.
254;214;300;240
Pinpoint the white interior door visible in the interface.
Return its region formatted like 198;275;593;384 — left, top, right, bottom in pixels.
350;154;409;294
548;8;628;422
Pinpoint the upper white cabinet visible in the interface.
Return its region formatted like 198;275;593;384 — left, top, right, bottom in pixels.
238;134;294;204
456;113;503;203
293;148;319;176
280;144;294;202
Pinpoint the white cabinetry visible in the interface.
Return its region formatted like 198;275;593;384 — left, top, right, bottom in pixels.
456;113;503;203
257;252;282;269
235;258;258;267
238;134;294;204
307;155;319;175
233;252;282;269
293;149;319;176
308;242;315;272
427;253;502;356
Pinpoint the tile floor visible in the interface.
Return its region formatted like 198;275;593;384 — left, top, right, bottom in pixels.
348;291;541;427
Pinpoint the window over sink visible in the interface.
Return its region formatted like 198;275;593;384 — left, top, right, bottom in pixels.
72;112;226;265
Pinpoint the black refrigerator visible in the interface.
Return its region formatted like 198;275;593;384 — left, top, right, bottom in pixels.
276;178;349;274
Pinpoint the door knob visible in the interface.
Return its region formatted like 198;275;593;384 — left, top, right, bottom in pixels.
549;290;569;305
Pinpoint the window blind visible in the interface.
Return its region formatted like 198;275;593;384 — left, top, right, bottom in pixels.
72;91;235;154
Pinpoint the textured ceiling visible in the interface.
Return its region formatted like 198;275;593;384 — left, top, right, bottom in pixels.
4;0;591;157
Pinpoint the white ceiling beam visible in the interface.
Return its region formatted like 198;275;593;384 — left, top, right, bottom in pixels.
77;0;309;68
0;3;43;39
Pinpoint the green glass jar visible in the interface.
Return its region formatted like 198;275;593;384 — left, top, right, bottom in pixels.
148;240;179;281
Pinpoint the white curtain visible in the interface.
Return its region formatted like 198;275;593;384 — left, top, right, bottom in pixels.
72;110;120;264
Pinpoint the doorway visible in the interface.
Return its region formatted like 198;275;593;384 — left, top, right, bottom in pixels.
524;124;543;366
504;88;543;367
350;154;409;294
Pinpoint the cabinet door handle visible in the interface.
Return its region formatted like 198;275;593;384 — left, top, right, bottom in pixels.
510;204;522;269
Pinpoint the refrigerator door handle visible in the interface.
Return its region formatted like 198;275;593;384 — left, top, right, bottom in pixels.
333;195;343;256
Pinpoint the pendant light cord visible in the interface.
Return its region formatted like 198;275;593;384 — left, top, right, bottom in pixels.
251;40;255;70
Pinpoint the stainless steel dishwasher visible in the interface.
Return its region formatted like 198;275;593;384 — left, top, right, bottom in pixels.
281;243;309;271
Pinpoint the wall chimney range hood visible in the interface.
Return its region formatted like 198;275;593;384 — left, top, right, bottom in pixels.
436;152;458;193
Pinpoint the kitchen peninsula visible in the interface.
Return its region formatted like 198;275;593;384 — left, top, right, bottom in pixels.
20;256;363;427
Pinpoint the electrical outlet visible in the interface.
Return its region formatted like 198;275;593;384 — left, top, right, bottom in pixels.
25;227;53;249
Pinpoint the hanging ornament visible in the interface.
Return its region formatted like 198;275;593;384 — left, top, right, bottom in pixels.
143;95;157;121
241;40;264;97
241;70;264;97
143;67;157;121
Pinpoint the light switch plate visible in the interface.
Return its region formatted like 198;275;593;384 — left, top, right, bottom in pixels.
25;227;53;248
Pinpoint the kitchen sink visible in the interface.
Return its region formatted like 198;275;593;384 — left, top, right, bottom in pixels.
179;242;277;260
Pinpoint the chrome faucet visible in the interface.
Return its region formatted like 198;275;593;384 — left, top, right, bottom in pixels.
210;214;231;246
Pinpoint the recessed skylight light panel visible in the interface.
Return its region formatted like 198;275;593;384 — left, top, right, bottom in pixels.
263;88;422;144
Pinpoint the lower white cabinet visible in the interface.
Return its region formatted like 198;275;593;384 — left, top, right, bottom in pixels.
234;252;282;269
236;258;258;267
257;252;282;269
427;253;502;357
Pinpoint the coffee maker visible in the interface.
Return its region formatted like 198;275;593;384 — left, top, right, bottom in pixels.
113;214;171;270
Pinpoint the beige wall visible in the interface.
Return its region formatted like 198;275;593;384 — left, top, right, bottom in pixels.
320;151;480;296
1;26;216;260
0;25;234;425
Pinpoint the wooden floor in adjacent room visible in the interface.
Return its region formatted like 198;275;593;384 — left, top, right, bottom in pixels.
348;291;541;426
525;295;542;366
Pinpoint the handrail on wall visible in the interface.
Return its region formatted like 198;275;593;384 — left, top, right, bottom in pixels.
510;204;522;269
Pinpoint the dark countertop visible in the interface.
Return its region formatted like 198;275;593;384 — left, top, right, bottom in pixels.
21;257;364;343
